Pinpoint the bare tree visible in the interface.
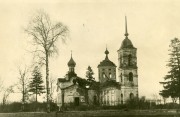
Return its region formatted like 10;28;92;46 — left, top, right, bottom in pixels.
16;66;29;111
25;10;69;112
2;85;14;106
0;77;4;93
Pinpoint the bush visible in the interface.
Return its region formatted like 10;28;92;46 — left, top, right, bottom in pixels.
126;97;155;110
0;102;22;112
0;102;58;113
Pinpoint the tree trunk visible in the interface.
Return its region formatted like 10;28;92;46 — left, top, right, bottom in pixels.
62;89;64;109
22;79;25;111
35;84;37;111
36;91;37;103
176;50;180;105
50;81;52;102
46;51;50;113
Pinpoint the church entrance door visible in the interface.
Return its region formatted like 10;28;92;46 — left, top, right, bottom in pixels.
74;97;80;106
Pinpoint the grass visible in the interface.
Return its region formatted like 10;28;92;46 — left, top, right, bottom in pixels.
0;110;180;117
1;110;180;117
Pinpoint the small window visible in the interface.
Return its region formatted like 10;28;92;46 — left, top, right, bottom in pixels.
128;54;132;66
121;94;123;104
112;90;114;94
129;72;133;81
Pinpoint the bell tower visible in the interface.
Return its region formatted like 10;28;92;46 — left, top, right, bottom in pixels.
98;47;116;83
117;16;138;103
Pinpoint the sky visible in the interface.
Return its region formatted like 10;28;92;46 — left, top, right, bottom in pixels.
0;0;180;102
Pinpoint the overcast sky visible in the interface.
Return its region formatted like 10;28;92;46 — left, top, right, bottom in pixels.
0;0;180;101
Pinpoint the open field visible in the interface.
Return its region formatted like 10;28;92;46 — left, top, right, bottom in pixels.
0;110;180;117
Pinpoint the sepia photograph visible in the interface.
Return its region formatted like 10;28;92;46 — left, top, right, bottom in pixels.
0;0;180;116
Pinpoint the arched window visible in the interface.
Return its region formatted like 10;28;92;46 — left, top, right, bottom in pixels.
136;94;138;97
102;72;105;78
109;73;112;78
128;54;132;66
120;73;123;82
129;72;133;81
121;94;123;104
121;94;123;98
99;70;100;78
107;96;109;105
130;93;134;99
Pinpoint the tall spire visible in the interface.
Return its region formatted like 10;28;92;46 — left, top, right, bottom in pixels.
124;16;129;38
71;50;72;58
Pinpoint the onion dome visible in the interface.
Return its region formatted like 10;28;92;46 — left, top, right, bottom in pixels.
67;51;76;67
105;48;109;60
98;48;116;67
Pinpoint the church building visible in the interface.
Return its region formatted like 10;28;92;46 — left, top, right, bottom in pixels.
56;17;138;108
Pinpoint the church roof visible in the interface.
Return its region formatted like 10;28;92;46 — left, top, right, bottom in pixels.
98;48;116;67
58;78;67;82
57;71;77;83
61;84;85;90
120;38;135;49
88;81;100;90
100;80;120;89
98;59;116;67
